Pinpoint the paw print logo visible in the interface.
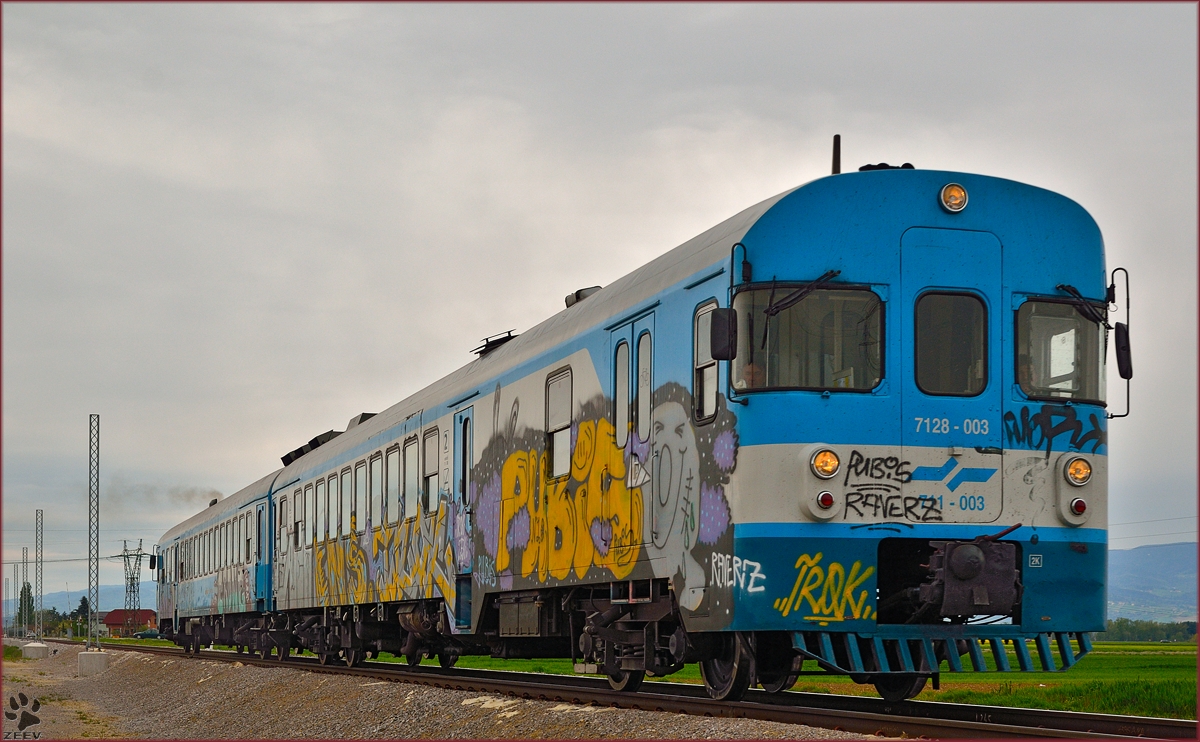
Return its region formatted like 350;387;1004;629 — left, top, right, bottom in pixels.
5;693;41;731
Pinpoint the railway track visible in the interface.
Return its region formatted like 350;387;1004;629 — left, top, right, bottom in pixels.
57;640;1194;739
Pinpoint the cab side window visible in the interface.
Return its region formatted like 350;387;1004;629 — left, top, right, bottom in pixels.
694;302;718;420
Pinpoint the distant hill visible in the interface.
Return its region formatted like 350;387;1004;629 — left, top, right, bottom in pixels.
1108;541;1196;622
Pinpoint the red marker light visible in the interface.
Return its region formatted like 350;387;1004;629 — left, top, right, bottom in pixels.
817;491;835;510
1069;498;1087;516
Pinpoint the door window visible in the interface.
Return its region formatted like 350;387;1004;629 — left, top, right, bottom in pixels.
915;292;987;396
404;439;419;519
636;334;652;441
614;342;630;448
458;418;471;505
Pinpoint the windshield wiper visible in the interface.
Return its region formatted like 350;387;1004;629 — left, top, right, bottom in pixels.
765;270;842;318
1056;284;1111;329
760;270;841;350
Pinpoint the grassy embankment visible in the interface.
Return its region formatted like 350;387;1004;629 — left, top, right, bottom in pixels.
92;637;1196;720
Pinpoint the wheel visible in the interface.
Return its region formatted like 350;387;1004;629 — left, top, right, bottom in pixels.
759;673;798;694
344;648;364;667
276;646;290;662
438;652;458;669
607;668;645;692
235;645;244;655
405;650;423;667
318;651;333;666
700;632;755;702
872;673;928;702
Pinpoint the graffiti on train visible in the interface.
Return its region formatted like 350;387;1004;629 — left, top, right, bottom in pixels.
1003;404;1106;457
213;566;253;614
474;382;738;612
772;552;875;625
314;503;455;608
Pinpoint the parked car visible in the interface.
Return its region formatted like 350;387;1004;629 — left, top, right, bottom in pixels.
132;629;159;639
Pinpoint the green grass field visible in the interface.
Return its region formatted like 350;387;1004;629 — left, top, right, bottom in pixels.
93;637;1196;720
369;641;1196;720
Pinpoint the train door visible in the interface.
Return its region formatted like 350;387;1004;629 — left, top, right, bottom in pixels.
609;315;652;549
900;227;1004;524
254;500;271;611
452;406;474;628
633;315;655;547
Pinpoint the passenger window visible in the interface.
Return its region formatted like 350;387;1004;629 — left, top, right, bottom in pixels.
636;334;652;441
370;455;383;527
614;342;629;448
280;497;289;554
404;439;419;518
297;487;307;549
341;469;352;535
315;479;326;540
355;463;367;532
694;302;718;420
915;292;987;396
386;448;400;525
547;370;572;478
328;475;339;536
423;430;440;512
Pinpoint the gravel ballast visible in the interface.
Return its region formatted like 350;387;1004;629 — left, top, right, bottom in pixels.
3;642;875;739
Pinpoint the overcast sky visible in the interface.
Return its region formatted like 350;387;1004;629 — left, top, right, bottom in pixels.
3;3;1196;596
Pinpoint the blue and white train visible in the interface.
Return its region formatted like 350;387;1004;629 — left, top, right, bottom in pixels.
154;146;1131;701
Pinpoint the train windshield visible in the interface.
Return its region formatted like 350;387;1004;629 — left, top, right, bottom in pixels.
1016;300;1106;404
732;287;882;392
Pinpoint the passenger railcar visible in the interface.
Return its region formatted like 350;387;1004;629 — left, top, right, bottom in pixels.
154;150;1131;702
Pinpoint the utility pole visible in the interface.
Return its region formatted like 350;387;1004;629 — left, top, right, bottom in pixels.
3;577;8;637
35;510;43;639
121;539;145;637
88;414;100;649
21;547;28;637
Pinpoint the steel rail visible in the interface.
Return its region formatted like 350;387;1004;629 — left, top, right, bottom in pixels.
50;640;1194;739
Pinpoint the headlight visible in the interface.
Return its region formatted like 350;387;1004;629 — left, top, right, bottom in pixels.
1065;457;1092;486
810;449;840;479
940;183;968;213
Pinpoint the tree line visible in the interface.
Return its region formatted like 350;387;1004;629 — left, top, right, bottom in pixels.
8;584;93;637
1099;618;1197;642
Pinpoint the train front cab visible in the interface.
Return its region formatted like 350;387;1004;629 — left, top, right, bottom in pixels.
717;172;1117;701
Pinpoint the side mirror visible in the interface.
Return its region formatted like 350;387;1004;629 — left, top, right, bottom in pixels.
1115;322;1132;380
710;308;737;361
149;554;157;570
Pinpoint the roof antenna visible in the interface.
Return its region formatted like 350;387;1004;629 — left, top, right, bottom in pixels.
832;134;841;175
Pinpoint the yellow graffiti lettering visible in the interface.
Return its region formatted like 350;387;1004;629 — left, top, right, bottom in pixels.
774;552;876;625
